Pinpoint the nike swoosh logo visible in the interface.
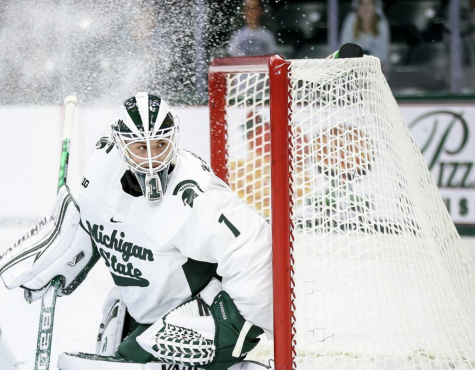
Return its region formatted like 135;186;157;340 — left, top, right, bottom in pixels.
110;217;121;223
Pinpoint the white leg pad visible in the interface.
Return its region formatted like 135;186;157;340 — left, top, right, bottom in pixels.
96;287;127;356
58;352;145;370
57;352;207;370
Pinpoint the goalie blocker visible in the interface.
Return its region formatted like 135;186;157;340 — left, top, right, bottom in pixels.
0;185;99;301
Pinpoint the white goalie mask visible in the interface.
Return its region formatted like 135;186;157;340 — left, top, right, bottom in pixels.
111;92;180;202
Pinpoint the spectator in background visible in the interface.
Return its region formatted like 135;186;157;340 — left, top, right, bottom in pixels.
460;0;475;67
340;0;390;71
227;0;278;56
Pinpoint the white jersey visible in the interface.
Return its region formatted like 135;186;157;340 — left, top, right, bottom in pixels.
77;137;273;336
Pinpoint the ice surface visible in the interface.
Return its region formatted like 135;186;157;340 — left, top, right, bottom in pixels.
0;324;16;369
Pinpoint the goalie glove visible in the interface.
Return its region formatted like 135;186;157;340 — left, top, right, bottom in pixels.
137;291;264;370
0;185;99;301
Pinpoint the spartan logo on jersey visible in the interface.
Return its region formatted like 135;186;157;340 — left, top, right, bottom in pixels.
173;180;204;208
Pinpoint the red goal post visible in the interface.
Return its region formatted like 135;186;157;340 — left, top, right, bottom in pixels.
209;55;294;370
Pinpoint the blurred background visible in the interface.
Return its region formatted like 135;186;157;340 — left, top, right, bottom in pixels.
0;0;473;234
0;0;473;105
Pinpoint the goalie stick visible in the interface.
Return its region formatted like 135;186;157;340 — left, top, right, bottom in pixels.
33;95;78;370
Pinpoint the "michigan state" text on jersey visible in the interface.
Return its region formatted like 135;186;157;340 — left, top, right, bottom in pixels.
86;221;153;287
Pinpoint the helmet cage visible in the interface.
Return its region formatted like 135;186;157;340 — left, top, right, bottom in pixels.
112;126;179;176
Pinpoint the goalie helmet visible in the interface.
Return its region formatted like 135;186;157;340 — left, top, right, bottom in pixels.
111;92;180;202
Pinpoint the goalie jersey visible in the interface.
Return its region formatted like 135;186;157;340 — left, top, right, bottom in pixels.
77;137;273;337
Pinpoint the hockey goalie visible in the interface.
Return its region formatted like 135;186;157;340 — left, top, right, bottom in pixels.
0;92;273;370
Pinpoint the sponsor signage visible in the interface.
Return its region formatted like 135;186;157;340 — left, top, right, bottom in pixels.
401;104;475;227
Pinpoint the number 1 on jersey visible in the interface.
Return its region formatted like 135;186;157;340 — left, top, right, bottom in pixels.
219;214;240;237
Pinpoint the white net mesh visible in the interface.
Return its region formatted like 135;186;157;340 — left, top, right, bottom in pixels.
219;56;475;370
226;71;272;220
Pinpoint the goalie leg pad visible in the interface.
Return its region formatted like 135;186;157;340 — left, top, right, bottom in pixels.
96;288;127;356
58;352;195;370
137;291;264;370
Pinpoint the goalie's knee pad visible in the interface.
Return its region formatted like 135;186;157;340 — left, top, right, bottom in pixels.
96;288;127;356
0;186;100;301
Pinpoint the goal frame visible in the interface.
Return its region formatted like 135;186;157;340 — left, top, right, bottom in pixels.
208;55;294;370
208;54;475;370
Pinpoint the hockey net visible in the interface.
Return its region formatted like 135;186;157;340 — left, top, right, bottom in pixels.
208;55;475;370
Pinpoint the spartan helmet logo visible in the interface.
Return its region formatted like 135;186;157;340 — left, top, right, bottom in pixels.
172;180;204;208
181;188;200;208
